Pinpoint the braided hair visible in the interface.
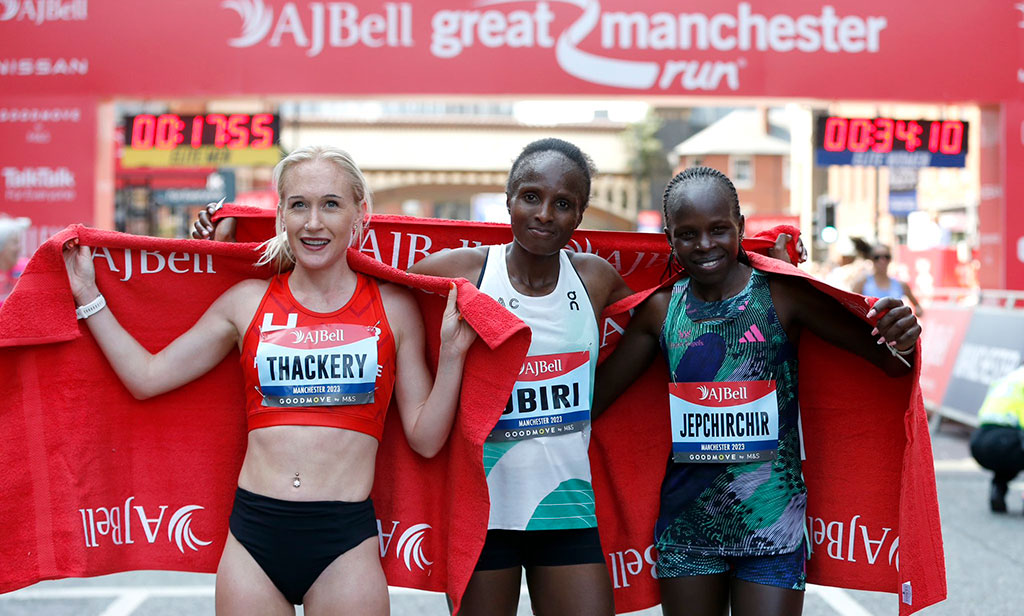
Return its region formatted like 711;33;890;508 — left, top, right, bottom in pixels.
661;166;749;272
506;138;597;208
662;166;740;225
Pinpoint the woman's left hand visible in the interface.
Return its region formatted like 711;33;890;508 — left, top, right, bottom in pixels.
440;283;477;357
866;296;922;353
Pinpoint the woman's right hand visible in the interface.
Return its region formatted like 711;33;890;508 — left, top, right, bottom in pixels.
62;238;99;305
191;200;237;242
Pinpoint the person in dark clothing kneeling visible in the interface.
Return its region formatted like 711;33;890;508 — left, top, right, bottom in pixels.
970;365;1024;513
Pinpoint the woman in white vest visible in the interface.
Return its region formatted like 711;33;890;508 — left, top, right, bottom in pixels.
411;138;632;616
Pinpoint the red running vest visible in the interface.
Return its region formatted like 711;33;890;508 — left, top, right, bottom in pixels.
240;271;396;440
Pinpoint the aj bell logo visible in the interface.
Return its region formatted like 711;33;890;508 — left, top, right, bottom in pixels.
378;520;432;572
292;328;345;345
221;0;413;57
607;544;656;589
79;497;212;554
0;0;87;24
697;385;748;402
223;1;888;93
807;513;900;571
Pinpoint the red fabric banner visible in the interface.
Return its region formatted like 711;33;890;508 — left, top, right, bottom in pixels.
0;214;945;615
0;1;1016;102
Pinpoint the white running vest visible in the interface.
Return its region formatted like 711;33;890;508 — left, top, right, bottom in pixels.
478;244;599;530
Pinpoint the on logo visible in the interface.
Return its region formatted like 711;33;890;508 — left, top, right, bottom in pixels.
567;290;579;311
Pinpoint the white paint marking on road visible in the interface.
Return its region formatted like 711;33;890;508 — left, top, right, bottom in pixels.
98;591;149;616
934;457;982;472
808;584;875;616
387;584;529;596
387;586;438;596
5;582;874;616
1;586;216;600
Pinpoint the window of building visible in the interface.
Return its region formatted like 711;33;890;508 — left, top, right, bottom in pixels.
730;156;754;189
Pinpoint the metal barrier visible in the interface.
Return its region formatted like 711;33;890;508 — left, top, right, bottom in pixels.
918;293;1024;431
924;287;1024;310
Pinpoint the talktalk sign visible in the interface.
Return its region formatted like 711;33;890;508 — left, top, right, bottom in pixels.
0;96;95;251
1;1;1017;100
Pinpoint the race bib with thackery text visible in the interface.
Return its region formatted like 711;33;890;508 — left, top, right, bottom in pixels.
255;323;379;407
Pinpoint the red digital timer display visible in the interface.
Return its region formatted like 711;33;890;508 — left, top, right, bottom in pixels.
126;113;279;150
815;116;969;168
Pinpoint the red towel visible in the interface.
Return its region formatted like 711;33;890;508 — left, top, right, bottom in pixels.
746;224;804;264
0;223;530;614
0;214;944;615
595;251;944;616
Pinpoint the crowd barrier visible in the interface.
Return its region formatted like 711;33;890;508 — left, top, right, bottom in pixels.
919;288;1024;428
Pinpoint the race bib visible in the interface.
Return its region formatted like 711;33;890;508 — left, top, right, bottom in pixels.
488;351;591;442
255;324;379;407
668;381;779;463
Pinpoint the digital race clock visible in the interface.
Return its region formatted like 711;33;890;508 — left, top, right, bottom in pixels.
121;113;281;168
814;116;969;168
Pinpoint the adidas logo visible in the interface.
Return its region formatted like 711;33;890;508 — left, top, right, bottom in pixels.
738;324;765;343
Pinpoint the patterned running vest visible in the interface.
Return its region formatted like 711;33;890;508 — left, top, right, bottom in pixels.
657;269;806;556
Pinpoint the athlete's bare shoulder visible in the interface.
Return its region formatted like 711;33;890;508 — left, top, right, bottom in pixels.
568;251;632;310
215;277;271;333
375;280;422;346
376;279;416;306
568;251;619;283
222;277;271;304
408;245;489;283
632;285;672;335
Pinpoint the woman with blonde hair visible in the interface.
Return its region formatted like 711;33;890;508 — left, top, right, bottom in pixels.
64;145;477;614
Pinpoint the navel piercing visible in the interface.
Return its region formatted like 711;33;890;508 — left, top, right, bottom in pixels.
293;472;301;488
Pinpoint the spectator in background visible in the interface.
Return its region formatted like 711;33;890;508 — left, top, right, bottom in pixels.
824;235;872;292
853;244;924;317
0;217;30;306
971;366;1024;513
